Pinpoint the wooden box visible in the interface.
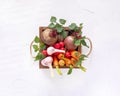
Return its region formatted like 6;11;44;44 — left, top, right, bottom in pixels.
39;27;81;68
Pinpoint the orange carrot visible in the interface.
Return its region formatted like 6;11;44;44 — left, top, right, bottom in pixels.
53;56;59;67
63;58;71;67
53;56;62;75
71;57;77;65
57;54;71;67
57;54;64;60
71;51;81;60
58;60;65;67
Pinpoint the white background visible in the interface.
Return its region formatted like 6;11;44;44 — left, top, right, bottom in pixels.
0;0;120;96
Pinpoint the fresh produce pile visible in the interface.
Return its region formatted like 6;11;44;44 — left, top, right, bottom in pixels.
31;16;92;76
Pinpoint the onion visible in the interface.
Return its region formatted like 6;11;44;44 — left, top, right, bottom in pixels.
64;36;77;50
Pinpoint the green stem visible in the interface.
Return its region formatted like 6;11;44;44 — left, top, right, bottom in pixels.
56;66;62;75
67;65;73;75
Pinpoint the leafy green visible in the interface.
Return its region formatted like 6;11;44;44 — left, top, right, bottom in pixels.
50;16;56;22
69;23;77;30
76;54;87;72
55;24;63;33
48;23;55;28
35;53;45;61
40;42;46;50
60;30;67;38
74;39;81;46
74;36;89;48
33;44;39;52
68;23;79;31
79;23;83;29
34;36;39;43
81;39;89;48
76;54;87;66
67;65;73;75
59;19;66;25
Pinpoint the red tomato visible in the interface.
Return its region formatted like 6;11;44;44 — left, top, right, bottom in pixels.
59;42;64;48
65;51;71;58
53;43;61;49
60;47;65;50
42;50;48;56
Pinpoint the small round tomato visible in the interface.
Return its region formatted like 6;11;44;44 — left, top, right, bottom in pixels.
65;51;71;58
60;47;65;50
59;42;64;48
53;43;60;49
42;50;48;56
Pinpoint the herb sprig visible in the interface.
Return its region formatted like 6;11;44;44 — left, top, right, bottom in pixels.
32;36;46;61
69;23;89;48
76;54;87;72
48;16;67;38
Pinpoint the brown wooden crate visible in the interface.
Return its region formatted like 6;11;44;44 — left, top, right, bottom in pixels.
39;27;81;68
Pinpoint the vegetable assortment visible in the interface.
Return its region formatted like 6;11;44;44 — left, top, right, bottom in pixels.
31;16;92;76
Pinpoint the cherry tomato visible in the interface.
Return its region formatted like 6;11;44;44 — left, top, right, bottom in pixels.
60;47;65;50
42;50;48;56
53;43;60;49
65;51;71;58
59;42;64;48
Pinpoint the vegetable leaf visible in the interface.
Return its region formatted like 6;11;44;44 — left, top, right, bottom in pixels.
69;23;77;30
79;23;83;29
34;36;39;43
33;44;39;52
40;42;46;50
60;30;67;38
48;23;55;28
35;53;45;61
76;54;87;66
55;24;63;33
76;54;87;72
59;19;66;25
67;65;73;75
81;40;89;48
74;39;81;46
50;16;56;22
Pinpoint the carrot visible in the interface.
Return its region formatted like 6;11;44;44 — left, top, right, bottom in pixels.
58;60;65;67
57;54;64;60
57;54;72;67
71;51;81;60
53;56;59;67
63;58;71;67
71;57;77;66
53;56;62;75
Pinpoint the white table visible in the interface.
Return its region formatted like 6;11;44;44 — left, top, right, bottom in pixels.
0;0;120;96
